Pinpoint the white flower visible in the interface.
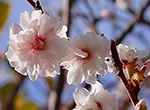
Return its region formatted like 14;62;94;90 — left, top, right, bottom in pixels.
143;59;150;77
61;32;110;85
73;81;118;110
117;44;148;63
117;44;149;71
116;44;149;80
5;10;69;81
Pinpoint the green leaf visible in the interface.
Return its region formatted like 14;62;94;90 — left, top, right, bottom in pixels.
0;1;10;32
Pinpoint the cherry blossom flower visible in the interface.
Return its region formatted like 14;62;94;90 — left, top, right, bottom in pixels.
61;32;110;85
5;10;69;81
117;44;149;80
117;44;148;63
73;81;118;110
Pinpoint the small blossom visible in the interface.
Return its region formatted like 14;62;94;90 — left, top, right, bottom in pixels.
135;99;147;110
5;10;69;81
61;32;110;85
117;44;149;80
73;81;118;110
117;44;148;63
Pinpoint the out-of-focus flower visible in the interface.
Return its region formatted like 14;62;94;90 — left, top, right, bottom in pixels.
73;81;118;110
135;99;147;110
5;10;69;81
115;0;132;10
61;32;110;85
100;9;109;18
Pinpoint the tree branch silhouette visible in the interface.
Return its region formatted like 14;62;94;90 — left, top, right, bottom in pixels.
115;1;150;45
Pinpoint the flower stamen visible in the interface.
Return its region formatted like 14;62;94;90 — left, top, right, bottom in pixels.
94;101;102;110
31;35;46;53
76;49;91;64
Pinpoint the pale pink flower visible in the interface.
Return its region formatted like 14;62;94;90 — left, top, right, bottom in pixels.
117;44;148;63
117;44;149;79
73;81;118;110
61;32;110;85
139;59;150;77
6;10;69;81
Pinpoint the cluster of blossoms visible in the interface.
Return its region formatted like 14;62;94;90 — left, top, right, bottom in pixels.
6;10;150;109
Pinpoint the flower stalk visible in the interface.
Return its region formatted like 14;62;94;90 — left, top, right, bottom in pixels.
110;40;139;108
26;0;43;12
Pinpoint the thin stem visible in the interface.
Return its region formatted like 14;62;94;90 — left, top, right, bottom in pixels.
111;40;139;107
53;0;75;109
3;75;25;110
54;67;66;110
26;0;43;12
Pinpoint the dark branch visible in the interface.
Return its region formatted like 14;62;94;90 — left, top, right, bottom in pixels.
54;0;75;110
54;67;66;110
26;0;43;12
3;74;25;110
62;0;75;36
116;1;150;45
111;40;139;107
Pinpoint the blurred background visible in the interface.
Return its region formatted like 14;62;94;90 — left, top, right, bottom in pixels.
0;0;150;110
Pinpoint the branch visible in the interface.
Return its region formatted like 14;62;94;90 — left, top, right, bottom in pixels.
111;40;139;107
3;74;25;110
53;66;66;110
53;0;75;110
115;1;150;45
26;0;43;12
62;0;75;36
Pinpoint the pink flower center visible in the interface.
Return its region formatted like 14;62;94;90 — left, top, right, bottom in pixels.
76;49;91;64
31;35;46;52
88;101;102;110
95;101;102;110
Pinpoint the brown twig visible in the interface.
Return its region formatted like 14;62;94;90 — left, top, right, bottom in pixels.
3;74;25;110
53;0;75;110
54;67;66;110
116;1;150;45
111;40;139;107
62;0;75;36
26;0;43;12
